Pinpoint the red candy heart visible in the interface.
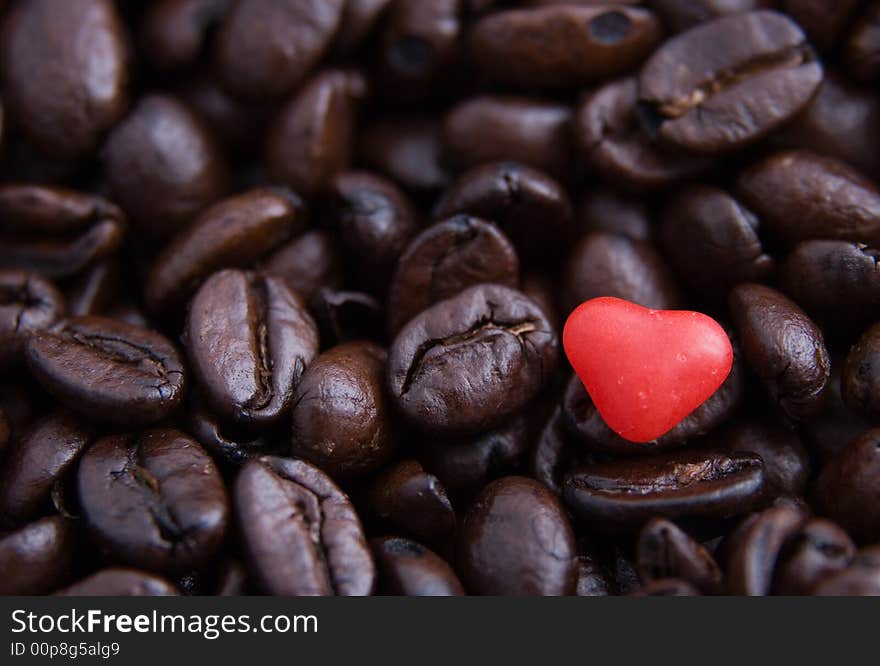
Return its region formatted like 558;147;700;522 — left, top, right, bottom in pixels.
562;297;733;443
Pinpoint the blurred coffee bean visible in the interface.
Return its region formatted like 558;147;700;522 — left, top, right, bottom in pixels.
0;516;79;594
0;270;65;367
332;0;393;56
773;518;856;594
845;4;880;82
651;1;768;33
577;189;652;241
359;115;451;192
781;0;862;51
371;537;464;596
633;579;700;596
141;0;230;71
813;547;880;595
843;323;880;421
58;568;179;596
637;518;723;593
262;230;345;302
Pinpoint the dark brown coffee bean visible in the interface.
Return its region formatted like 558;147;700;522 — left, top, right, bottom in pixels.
651;1;768;33
367;460;455;544
562;232;682;314
332;0;393;56
773;518;856;594
26;316;186;426
577;189;652;241
433;161;575;264
371;537;464;596
845;4;880;82
736;151;880;246
311;289;385;346
531;407;578;496
0;270;65;367
0;0;129;159
813;428;880;543
0;516;79;594
77;430;228;573
813;547;880;595
458;476;576;595
262;230;345;302
140;0;229;71
632;578;700;596
471;5;661;89
637;518;723;593
235;455;375;595
730;284;830;421
359;115;451;192
574;553;613;597
188;399;270;466
844;323;880;421
266;70;368;197
388;216;519;333
58;568;180;596
186;269;318;430
660;185;773;294
214;0;344;99
291;342;393;479
564;448;767;528
146;188;301;315
638;11;822;154
388;284;558;434
443;97;573;179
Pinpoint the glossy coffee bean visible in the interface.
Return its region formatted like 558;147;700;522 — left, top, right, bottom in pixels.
146;188;301;315
58;568;179;596
188;399;270;466
729;284;830;421
0;516;79;594
564;448;767;529
387;216;519;333
813;428;880;543
458;476;576;595
471;5;661;89
186;269;319;430
0;270;65;367
214;0;344;99
310;289;385;346
367;460;456;544
736;151;880;246
0;0;129;159
388;284;558;435
26;317;186;426
773;518;856;594
371;537;464;596
843;323;880;421
235;456;375;595
845;4;880;82
262;230;345;302
638;11;822;154
359;115;450;192
577;189;652;241
637;518;723;593
140;0;229;71
291;342;393;479
102;95;229;241
77;430;228;573
813;547;880;595
433;162;575;264
652;0;768;33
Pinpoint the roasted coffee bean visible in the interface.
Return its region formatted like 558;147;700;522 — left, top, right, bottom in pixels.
262;230;344;302
359;115;450;192
575;77;711;190
773;518;856;594
186;269;318;430
388;284;558;435
58;568;180;596
813;547;880;595
458;476;576;595
443;97;573;179
235;456;375;595
188;399;270;466
471;5;661;89
78;430;228;573
214;0;344;99
0;0;129;159
577;190;652;241
291;342;393;479
638;11;822;154
102;95;229;241
0;411;94;526
574;553;613;597
637;518;723;593
780;241;880;325
332;0;393;56
141;0;229;71
532;407;579;496
660;186;773;294
0;270;65;367
433;162;575;264
267;70;368;197
843;323;880;421
146;188;301;315
371;537;464;596
845;4;880;82
367;460;455;544
388;216;519;333
813;428;880;543
736;151;880;246
0;516;79;594
652;1;768;34
311;289;385;346
564;448;767;528
562;232;682;314
729;284;830;421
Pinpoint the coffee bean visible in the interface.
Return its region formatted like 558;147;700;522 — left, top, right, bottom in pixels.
371;537;464;596
531;407;579;496
637;518;723;593
388;216;519;333
813;547;880;595
0;0;129;159
388;284;558;434
638;11;822;153
311;289;385;346
141;0;229;71
458;476;576;595
235;455;375;595
0;270;65;367
186;269;318;430
58;568;179;596
291;342;393;479
652;0;768;34
845;4;880;82
359;115;451;192
773;518;856;594
843;323;880;420
188;399;270;466
0;516;79;594
577;189;652;241
332;0;392;57
26;316;186;426
564;448;767;528
262;230;345;302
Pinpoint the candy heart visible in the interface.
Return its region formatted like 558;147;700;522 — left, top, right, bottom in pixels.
563;297;733;443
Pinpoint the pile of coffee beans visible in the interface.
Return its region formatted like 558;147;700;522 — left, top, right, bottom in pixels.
1;0;880;596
